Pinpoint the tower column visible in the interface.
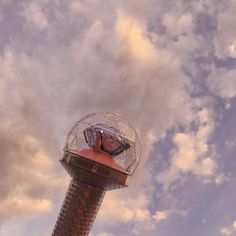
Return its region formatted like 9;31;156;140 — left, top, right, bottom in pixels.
52;179;105;236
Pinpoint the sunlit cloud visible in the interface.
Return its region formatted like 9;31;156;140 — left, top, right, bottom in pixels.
220;220;236;236
153;210;169;222
116;10;156;61
156;108;217;190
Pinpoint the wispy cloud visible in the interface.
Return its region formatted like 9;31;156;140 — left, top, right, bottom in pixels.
22;2;49;31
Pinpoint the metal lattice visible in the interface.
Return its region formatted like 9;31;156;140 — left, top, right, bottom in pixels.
52;179;105;236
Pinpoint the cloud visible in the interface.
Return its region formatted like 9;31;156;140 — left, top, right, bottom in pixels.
98;192;150;224
0;195;52;219
96;190;159;234
152;209;186;223
153;210;169;222
220;220;236;236
220;228;231;236
97;233;114;236
97;188;186;234
89;232;114;236
0;48;67;223
22;2;49;31
116;10;156;61
163;12;193;36
225;139;236;150
214;0;236;58
214;174;230;185
208;68;236;99
156;108;217;190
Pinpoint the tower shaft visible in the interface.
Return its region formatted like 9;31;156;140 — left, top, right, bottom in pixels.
52;179;105;236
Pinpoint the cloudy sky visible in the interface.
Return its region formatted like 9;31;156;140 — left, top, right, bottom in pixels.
0;0;236;235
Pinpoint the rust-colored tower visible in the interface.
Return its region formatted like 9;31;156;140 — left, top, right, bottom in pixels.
52;112;140;236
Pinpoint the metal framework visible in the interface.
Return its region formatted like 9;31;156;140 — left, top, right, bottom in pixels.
52;179;105;236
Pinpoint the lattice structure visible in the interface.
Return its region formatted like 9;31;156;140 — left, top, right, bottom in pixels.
52;179;104;236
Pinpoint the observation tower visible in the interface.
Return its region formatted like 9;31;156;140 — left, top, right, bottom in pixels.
52;112;140;236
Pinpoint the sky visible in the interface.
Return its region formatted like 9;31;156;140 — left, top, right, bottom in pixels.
0;0;236;235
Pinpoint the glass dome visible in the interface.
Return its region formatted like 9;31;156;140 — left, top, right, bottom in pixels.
64;112;140;175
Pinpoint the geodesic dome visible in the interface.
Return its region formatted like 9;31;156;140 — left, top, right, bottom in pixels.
64;112;140;175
